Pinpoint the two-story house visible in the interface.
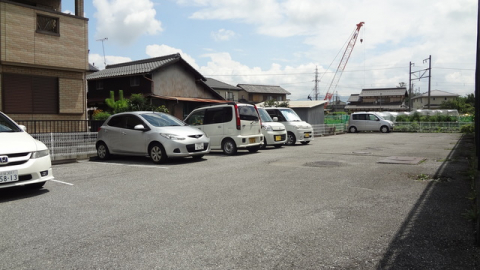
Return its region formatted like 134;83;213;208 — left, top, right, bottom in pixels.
345;87;409;112
0;0;89;125
87;53;226;120
236;84;290;103
410;90;459;110
204;78;243;102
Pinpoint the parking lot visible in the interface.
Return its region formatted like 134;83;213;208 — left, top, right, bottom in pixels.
1;133;479;269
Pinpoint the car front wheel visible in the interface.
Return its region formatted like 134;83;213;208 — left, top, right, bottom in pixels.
286;132;296;145
96;142;110;160
349;126;357;133
149;143;167;164
380;126;390;133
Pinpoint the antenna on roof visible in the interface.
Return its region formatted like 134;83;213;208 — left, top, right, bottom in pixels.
96;37;108;67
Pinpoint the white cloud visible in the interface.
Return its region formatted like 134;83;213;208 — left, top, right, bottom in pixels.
211;29;237;41
93;0;163;46
145;44;199;69
89;54;132;70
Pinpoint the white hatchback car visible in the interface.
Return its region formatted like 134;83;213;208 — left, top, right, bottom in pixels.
257;107;287;148
264;107;314;145
96;111;210;163
0;112;54;189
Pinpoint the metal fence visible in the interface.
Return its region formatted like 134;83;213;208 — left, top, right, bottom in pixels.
394;122;473;133
312;123;346;136
17;120;105;133
31;132;98;161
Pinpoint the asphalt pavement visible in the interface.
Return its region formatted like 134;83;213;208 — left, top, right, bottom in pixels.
0;132;479;269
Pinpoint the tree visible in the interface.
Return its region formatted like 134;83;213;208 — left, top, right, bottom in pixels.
440;94;475;115
105;90;129;114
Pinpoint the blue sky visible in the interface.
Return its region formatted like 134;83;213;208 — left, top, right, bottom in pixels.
63;0;477;101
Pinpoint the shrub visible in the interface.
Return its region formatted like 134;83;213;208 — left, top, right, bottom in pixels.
461;124;475;134
92;110;111;120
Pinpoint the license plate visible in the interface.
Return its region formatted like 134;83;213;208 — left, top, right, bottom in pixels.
275;135;282;141
0;170;18;183
195;143;204;150
249;138;256;143
304;133;311;138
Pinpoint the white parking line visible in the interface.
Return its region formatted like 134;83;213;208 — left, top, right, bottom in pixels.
50;179;74;186
100;163;169;169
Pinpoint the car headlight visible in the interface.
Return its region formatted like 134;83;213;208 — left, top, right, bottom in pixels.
31;149;50;159
160;133;185;140
262;124;273;131
293;125;301;130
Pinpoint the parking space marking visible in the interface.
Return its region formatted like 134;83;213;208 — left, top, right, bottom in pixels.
98;163;169;169
50;179;74;186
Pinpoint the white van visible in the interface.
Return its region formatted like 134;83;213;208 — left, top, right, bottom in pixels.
184;103;263;155
264;107;314;145
348;112;394;133
257;107;287;148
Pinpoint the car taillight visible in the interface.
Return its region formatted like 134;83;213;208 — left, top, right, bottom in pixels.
97;127;102;132
254;104;262;127
234;104;241;130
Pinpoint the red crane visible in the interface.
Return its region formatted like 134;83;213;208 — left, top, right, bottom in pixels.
324;22;364;107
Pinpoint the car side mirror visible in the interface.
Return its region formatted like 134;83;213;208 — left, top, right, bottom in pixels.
134;124;148;131
19;125;27;131
272;117;278;122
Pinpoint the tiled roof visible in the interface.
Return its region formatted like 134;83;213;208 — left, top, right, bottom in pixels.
347;94;360;102
411;90;459;99
237;84;291;95
205;78;241;91
86;53;203;80
360;88;408;97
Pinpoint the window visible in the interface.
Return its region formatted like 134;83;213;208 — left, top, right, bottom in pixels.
367;114;378;121
2;73;58;114
185;109;206;126
130;76;140;87
204;107;232;124
96;81;103;90
36;14;59;35
353;114;367;120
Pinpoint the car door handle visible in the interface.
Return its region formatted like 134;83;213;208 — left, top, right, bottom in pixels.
122;132;127;135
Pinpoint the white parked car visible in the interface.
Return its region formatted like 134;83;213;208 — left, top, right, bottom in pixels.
264;107;314;145
0;112;54;189
96;111;210;163
348;112;394;133
257;107;286;148
184;103;263;155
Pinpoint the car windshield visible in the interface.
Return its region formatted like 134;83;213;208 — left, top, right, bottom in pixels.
140;112;185;127
257;108;273;122
279;108;302;121
0;113;22;132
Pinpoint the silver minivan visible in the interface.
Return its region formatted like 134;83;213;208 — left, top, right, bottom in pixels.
347;112;394;133
184;103;263;155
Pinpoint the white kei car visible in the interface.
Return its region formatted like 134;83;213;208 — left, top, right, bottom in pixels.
0;112;54;189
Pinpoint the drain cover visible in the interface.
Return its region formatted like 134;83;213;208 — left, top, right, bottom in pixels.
304;161;343;167
378;156;426;165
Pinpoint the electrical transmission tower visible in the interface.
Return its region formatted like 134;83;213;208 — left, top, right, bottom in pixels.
409;55;432;110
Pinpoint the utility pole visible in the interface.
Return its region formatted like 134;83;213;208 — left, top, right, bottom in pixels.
409;55;431;109
409;62;413;111
313;66;320;100
425;55;432;109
